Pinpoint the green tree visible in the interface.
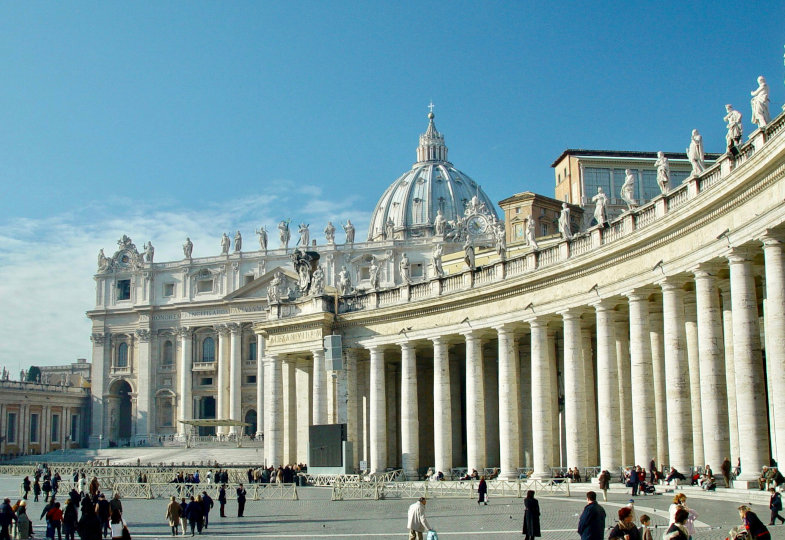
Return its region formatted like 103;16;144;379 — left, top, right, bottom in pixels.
26;366;41;382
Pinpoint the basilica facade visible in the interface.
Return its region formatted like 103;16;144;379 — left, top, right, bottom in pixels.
89;106;785;487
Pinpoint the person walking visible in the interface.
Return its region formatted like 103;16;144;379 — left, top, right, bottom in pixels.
664;508;690;540
178;498;188;537
577;491;605;540
76;498;101;540
16;503;33;540
406;497;433;540
46;502;64;540
608;507;640;540
108;494;122;520
185;496;203;536
95;494;111;539
63;499;78;540
739;505;771;540
477;476;488;505
668;493;697;538
236;484;246;518
0;498;18;540
108;512;126;540
217;485;226;518
598;470;610;502
721;457;732;488
639;515;653;540
521;490;540;540
166;496;182;536
769;488;785;525
22;477;31;500
43;479;52;503
199;492;213;530
33;479;41;502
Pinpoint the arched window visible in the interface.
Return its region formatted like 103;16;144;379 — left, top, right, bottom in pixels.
117;343;128;367
202;337;215;363
162;340;174;365
248;339;257;361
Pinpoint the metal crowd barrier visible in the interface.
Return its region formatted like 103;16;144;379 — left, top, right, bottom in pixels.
113;482;298;500
331;478;570;501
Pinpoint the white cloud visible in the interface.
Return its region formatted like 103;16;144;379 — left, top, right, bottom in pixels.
0;185;370;371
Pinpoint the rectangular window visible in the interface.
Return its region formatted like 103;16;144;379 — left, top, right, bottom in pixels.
30;413;39;443
671;170;690;185
51;414;60;442
200;377;213;386
583;168;612;199
411;263;423;277
163;283;175;297
7;413;16;443
243;275;254;286
246;375;257;384
515;206;521;214
359;267;370;280
541;224;549;236
71;414;79;442
197;279;212;293
117;279;131;301
640;170;660;201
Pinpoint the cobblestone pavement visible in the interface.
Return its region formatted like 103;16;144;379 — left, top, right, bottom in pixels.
1;476;779;539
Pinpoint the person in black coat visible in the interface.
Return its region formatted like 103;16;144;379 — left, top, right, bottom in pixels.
577;491;605;540
522;490;540;540
76;499;101;540
477;476;488;505
0;498;18;540
236;484;246;518
217;486;226;518
22;477;31;500
185;496;203;536
739;505;770;540
199;492;213;530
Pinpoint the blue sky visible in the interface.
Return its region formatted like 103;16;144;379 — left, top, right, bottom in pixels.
1;1;784;368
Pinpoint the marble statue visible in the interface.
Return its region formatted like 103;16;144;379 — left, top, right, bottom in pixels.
724;104;743;151
267;271;283;303
234;230;242;252
687;129;705;176
20;369;26;382
654;152;670;194
369;257;380;289
526;218;539;249
620;169;637;210
97;249;110;271
494;222;506;256
433;209;447;236
399;253;412;284
592;187;608;225
432;243;444;277
750;76;770;128
558;203;573;240
278;220;290;250
221;233;231;255
143;241;154;263
183;237;193;259
298;223;310;247
463;238;475;270
311;265;325;296
343;219;355;244
465;194;486;216
338;265;351;295
291;248;320;294
324;222;336;244
256;226;268;251
385;217;395;240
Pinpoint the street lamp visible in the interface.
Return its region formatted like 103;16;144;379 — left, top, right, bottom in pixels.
98;434;103;450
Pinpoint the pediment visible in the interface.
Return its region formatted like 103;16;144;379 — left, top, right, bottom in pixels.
224;268;299;300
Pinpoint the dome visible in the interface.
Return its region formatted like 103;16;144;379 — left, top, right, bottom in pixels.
368;111;499;241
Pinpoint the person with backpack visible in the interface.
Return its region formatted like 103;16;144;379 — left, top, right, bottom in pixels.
46;501;63;540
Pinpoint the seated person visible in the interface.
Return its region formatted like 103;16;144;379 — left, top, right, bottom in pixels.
758;466;771;490
702;476;716;491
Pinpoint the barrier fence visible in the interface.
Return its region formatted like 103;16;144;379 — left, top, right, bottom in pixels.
331;478;570;501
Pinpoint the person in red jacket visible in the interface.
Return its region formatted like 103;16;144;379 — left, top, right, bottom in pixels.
46;502;63;540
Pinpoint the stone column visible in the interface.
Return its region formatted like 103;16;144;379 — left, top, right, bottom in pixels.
496;324;521;480
762;234;785;465
720;285;740;464
282;358;297;464
431;337;452;477
134;330;152;441
560;310;587;469
89;333;109;447
548;327;561;466
693;265;730;472
519;337;533;468
368;346;387;473
593;301;621;472
228;324;242;435
216;325;229;431
295;358;311;464
727;248;770;482
400;342;419;478
626;290;656;467
614;312;633;465
263;354;282;467
581;326;598;467
529;319;553;478
684;296;705;466
660;277;692;473
255;335;265;437
177;328;193;437
345;349;360;469
464;330;486;473
312;348;327;425
648;298;668;467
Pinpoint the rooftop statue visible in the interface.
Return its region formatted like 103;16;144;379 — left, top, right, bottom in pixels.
97;249;111;272
337;265;351;295
558;203;573;240
267;271;284;303
298;223;310;248
220;233;230;255
687;129;705;176
278;220;291;250
343;219;355;245
433;209;447;236
463;238;475;270
655;151;670;194
256;226;268;251
432;243;444;277
143;241;154;263
494;221;506;257
592;187;608;226
324;222;336;244
724;104;743;152
399;253;412;284
750;76;770;128
234;230;242;252
385;218;395;240
291;249;320;294
369;257;381;289
620;169;637;210
311;265;325;296
526;218;539;249
183;237;193;259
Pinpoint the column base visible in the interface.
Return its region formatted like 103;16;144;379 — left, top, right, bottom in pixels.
529;471;553;480
498;471;519;481
88;435;104;449
732;478;763;489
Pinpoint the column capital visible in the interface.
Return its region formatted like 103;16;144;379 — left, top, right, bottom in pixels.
557;307;585;320
263;355;281;366
214;324;229;336
90;333;109;345
590;297;617;311
726;245;758;264
226;322;241;334
397;341;414;352
761;228;785;246
692;261;723;279
657;274;690;291
493;322;517;337
623;287;657;303
134;329;151;342
176;327;193;339
461;328;483;341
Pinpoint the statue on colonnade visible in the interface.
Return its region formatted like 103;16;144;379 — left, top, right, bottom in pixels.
620;169;637;210
655;152;670;194
558;203;573;240
220;233;231;255
687;129;705;176
343;220;355;245
724;104;743;152
750;76;770;128
592;187;608;226
256;226;268;251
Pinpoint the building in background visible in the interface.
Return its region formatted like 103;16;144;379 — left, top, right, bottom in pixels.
498;191;583;245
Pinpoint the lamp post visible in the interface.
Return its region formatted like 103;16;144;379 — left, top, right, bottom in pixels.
98;434;103;450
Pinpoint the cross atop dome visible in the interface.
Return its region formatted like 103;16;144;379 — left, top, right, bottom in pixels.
417;106;448;164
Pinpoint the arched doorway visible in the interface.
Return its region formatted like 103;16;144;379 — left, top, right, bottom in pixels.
244;410;257;437
199;397;216;436
108;379;133;444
